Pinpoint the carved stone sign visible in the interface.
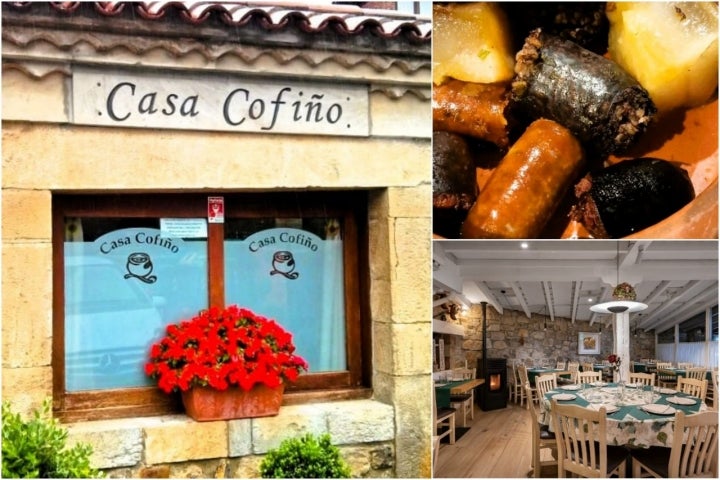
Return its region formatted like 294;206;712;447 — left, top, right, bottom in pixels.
72;66;369;136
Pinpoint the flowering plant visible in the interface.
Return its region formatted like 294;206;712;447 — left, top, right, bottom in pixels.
607;354;621;371
145;305;308;394
612;282;637;301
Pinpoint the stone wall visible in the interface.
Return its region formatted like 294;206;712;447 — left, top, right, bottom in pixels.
450;304;655;368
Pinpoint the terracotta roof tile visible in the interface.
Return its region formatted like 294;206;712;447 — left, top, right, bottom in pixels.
6;1;431;41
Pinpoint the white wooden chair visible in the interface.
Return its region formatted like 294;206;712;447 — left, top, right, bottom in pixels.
656;362;678;388
518;365;539;409
449;367;476;427
710;369;718;410
581;362;594;372
526;382;557;477
434;384;456;446
551;400;629;477
508;361;523;405
677;362;694;369
535;373;557;399
631;410;718;477
578;370;601;384
686;367;708;381
628;372;655;387
678;377;708;401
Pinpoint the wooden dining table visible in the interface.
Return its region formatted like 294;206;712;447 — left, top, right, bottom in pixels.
434;378;485;409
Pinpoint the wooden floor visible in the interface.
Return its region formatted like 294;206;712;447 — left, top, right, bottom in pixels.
434;399;557;478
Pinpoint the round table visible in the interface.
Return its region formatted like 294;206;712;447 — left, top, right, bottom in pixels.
540;382;707;448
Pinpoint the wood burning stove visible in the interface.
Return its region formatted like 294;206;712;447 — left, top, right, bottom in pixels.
477;302;508;410
478;357;508;410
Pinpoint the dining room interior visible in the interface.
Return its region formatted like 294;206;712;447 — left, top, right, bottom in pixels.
432;240;719;478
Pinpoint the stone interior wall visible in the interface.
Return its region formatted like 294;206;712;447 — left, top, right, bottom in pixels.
448;304;655;369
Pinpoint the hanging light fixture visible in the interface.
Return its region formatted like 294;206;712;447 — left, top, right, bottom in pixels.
590;243;648;315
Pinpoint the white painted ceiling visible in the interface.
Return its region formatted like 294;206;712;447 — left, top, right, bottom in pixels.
433;240;718;333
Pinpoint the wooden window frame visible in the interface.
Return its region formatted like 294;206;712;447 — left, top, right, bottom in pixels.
52;192;372;422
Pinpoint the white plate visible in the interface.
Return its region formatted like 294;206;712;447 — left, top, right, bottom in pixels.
591;381;607;387
553;393;577;401
625;382;643;388
666;396;697;405
587;404;619;414
654;387;677;394
561;385;581;391
641;404;677;415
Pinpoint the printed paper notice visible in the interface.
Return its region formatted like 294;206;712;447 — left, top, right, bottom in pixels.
160;218;208;238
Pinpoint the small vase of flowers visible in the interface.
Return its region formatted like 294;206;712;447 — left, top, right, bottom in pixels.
612;282;637;301
145;305;308;421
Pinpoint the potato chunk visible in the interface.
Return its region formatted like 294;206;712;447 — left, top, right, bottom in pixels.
607;2;718;113
432;2;515;85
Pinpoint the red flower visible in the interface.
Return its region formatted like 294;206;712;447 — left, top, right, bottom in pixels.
145;305;308;393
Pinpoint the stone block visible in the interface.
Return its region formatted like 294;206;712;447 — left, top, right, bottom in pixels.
373;322;394;374
1;366;52;415
144;418;227;464
370;93;431;139
251;404;327;453
327;400;394;444
389;217;431;322
386;186;432;219
2;71;68;123
227;418;252;457
3;124;429;190
368;216;391;282
2;244;52;368
391;323;431;376
66;423;143;469
390;375;432;479
1;189;52;240
230;455;264;478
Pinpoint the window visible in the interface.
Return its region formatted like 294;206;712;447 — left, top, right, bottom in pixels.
53;193;370;421
679;311;706;343
657;327;674;344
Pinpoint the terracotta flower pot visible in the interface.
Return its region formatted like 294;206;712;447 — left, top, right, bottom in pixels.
181;384;284;422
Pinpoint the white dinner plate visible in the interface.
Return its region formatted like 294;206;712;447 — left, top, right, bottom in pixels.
625;382;643;388
560;385;581;391
587;403;619;414
591;381;607;387
654;387;677;394
552;393;576;401
666;396;697;405
641;404;676;415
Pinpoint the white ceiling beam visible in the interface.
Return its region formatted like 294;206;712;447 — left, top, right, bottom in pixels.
644;288;718;333
510;281;531;318
637;280;706;328
570;280;580;324
542;281;555;322
462;280;504;314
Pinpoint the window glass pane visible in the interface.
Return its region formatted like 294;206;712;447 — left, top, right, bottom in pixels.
224;218;346;373
657;327;674;344
64;218;208;391
679;311;706;342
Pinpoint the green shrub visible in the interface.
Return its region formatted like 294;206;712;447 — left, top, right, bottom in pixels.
259;433;351;478
2;399;103;478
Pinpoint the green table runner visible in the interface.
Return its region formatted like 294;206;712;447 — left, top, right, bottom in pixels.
435;380;470;409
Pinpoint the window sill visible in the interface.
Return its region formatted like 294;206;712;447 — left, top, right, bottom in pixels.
65;397;394;469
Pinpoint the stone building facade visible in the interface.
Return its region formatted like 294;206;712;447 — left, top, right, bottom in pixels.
2;2;431;477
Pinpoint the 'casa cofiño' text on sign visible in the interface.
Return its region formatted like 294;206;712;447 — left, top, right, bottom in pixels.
72;67;369;136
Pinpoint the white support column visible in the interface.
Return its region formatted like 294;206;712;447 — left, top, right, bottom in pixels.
613;311;631;383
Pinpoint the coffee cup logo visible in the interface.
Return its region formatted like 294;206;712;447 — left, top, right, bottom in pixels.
124;252;157;283
270;251;299;279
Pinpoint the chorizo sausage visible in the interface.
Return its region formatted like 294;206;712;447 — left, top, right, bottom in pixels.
433;79;511;149
461;118;584;238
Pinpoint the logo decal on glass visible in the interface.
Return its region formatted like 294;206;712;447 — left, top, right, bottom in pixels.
270;251;299;279
124;252;158;284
